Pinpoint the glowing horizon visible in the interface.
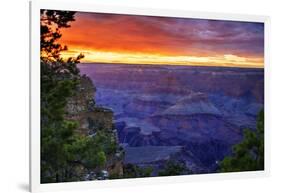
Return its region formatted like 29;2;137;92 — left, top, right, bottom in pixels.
60;49;263;68
58;12;264;68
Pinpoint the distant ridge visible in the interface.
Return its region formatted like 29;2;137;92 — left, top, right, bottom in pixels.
79;62;264;70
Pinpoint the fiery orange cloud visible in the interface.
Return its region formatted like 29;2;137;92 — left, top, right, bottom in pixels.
58;12;264;68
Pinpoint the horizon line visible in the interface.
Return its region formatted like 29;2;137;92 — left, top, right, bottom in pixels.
79;61;264;69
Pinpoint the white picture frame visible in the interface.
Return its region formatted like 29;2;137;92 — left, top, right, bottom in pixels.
30;0;271;192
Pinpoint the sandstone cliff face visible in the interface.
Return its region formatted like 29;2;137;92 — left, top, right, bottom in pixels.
65;75;114;135
65;75;123;179
66;75;96;116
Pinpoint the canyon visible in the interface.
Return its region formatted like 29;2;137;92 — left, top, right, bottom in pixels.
78;63;264;174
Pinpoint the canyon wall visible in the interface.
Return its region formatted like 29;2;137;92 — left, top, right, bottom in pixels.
65;75;123;179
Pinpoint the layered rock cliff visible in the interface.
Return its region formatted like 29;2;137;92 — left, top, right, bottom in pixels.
65;75;124;179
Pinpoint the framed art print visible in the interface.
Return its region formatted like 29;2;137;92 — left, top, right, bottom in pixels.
30;0;270;192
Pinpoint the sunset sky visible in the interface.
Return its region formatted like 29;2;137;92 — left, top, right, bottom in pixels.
58;12;264;68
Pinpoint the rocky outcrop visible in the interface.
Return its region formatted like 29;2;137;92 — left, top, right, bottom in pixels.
158;92;221;116
65;75;96;116
65;75;114;135
65;75;124;179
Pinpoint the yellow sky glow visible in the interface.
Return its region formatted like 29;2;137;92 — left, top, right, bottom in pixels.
61;49;264;68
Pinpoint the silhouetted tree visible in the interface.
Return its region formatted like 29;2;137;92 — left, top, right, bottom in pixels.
41;10;76;60
40;10;113;183
219;110;264;172
40;9;84;183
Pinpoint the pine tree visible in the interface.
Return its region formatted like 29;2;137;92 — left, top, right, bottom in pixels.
219;110;264;172
40;10;111;183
